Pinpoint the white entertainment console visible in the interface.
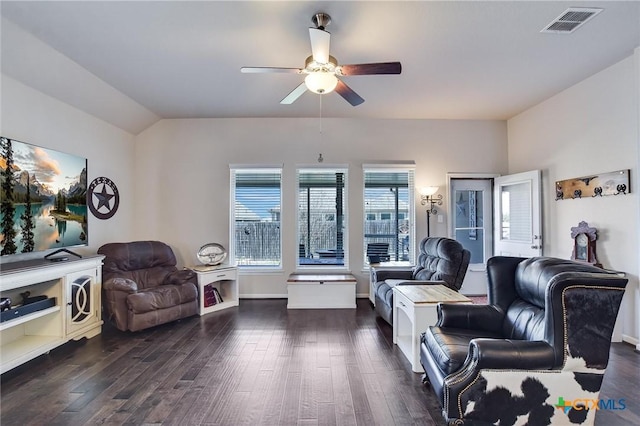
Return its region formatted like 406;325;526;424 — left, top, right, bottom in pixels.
0;255;104;374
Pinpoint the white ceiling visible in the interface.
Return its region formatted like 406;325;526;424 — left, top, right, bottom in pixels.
2;1;639;134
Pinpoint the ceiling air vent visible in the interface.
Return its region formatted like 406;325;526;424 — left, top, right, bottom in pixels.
541;7;603;34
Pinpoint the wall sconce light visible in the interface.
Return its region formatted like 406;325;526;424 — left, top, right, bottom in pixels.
420;186;443;236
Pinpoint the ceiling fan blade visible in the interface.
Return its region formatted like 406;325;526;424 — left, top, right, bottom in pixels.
280;82;308;104
309;28;330;64
335;79;364;106
241;67;302;74
337;62;402;76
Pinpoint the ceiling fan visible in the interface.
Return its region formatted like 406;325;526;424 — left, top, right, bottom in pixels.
241;13;402;106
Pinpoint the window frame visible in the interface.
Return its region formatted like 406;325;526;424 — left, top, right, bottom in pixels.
363;164;416;266
296;166;349;270
229;165;283;270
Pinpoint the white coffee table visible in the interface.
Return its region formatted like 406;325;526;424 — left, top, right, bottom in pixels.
392;284;471;372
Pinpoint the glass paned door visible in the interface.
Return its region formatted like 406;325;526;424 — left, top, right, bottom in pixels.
453;189;486;264
450;179;493;267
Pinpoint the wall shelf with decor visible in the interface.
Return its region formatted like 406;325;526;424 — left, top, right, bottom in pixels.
0;256;104;374
556;169;630;200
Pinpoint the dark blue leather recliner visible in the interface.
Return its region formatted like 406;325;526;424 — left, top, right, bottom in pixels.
371;237;471;325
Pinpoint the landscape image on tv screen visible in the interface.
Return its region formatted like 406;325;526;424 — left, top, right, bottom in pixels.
1;137;88;256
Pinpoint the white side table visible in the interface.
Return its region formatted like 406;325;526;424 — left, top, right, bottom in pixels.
191;265;239;315
392;284;471;372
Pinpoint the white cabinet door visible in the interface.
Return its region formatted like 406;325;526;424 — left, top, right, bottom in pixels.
493;170;542;257
65;268;99;336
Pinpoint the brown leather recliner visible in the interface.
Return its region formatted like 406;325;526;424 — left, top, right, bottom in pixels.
98;241;198;332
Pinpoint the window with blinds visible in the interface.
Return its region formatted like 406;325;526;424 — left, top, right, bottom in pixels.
230;167;282;267
363;166;415;265
500;181;531;242
297;168;348;268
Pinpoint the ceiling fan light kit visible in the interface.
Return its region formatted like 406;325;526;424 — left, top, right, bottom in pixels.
305;72;338;94
241;13;401;106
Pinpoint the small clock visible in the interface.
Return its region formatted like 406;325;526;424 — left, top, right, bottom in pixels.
575;233;589;261
570;221;600;267
197;243;227;266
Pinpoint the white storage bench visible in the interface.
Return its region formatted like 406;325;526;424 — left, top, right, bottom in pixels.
286;273;357;309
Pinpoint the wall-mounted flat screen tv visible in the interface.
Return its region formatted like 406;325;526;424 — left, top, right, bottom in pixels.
1;137;88;256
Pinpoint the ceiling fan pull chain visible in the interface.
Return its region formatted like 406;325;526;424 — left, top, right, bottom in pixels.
319;94;323;138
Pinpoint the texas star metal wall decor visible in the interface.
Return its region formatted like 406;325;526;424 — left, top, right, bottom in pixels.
87;176;119;219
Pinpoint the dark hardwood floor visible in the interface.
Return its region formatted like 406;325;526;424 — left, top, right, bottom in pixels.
0;299;638;425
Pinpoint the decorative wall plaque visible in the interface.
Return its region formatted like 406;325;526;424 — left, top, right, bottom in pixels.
87;176;120;219
555;169;630;200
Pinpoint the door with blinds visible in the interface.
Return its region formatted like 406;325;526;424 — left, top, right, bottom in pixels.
493;170;542;257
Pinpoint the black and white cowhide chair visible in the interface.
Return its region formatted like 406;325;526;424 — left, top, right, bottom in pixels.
420;256;628;426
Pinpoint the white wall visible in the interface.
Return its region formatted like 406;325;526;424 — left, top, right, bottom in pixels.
508;54;640;343
1;18;159;135
635;47;640;352
0;75;137;261
134;117;508;297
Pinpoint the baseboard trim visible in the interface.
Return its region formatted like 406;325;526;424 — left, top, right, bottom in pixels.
621;334;639;347
240;294;287;299
287;304;357;309
239;294;371;299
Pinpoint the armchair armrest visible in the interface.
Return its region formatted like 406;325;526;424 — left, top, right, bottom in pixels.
467;338;556;370
164;269;197;286
372;268;414;282
437;303;504;334
103;277;138;293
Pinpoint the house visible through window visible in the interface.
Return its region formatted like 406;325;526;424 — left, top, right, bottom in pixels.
297;168;348;267
363;165;415;265
230;167;282;267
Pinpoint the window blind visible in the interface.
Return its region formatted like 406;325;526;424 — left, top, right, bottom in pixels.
230;167;282;267
363;167;415;264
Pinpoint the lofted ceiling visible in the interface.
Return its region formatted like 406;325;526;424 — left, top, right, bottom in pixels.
1;1;639;134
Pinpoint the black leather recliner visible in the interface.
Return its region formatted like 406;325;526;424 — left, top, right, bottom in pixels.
371;237;470;325
420;256;628;425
